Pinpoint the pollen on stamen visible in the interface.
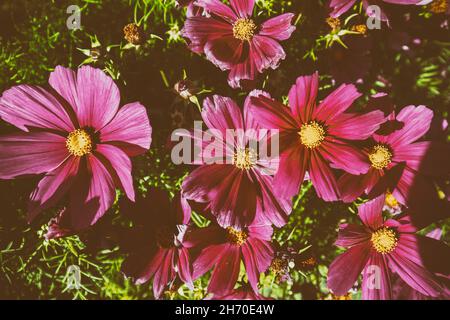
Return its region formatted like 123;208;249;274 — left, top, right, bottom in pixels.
233;18;257;41
66;129;93;157
299;121;326;149
371;227;398;254
226;227;248;246
368;144;392;170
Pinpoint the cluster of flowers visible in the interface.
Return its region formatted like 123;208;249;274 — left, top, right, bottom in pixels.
0;0;448;300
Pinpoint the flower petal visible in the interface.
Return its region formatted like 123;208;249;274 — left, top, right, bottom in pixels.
328;110;386;140
309;151;340;201
208;244;241;295
100;102;152;157
251;35;287;74
362;253;392;300
193;243;227;279
358;195;385;230
0;132;69;179
177;247;194;289
230;0;255;18
74;66;120;130
66;154;116;230
195;0;237;22
335;223;371;248
386;105;433;148
28;156;80;222
153;248;176;299
0;85;74;132
320;139;370;175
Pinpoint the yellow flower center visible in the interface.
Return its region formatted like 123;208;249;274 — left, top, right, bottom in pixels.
226;227;248;246
233;148;257;170
368;145;392;170
233;18;257;41
371;227;398;254
299;121;326;149
326;17;341;31
385;192;399;208
352;24;367;34
66;129;93;157
269;257;287;276
429;0;448;13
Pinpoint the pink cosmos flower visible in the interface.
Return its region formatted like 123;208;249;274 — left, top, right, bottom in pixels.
329;0;425;21
248;72;386;201
181;93;292;228
327;196;446;299
181;0;296;88
189;218;274;296
0;65;152;230
120;189;193;299
338;105;450;209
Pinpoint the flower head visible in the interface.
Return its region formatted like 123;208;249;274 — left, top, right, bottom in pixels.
0;66;152;231
248;72;385;201
327;196;446;299
119;189;193;299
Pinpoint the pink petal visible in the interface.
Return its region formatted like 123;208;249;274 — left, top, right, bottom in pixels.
362;253;392;300
122;247;162;285
386;105;433;148
100;102;152;157
248;95;298;130
260;13;296;41
247;222;273;241
313;84;362;124
327;242;372;296
228;53;257;88
67;154;116;230
230;0;255;18
273;144;307;199
393;141;450;177
204;36;244;71
195;0;238;22
309;151;340;201
357;195;384;230
28;156;80;222
202;95;244;133
0;132;69;179
329;0;357;17
0;85;74;132
193;243;227;279
327;110;386;140
288;73;319;123
48;66;79;114
73;66;120;130
335;223;371;248
387;249;442;297
338;169;381;203
182;16;233;54
177;247;194;289
153;248;176;299
95;144;135;201
251;35;287;73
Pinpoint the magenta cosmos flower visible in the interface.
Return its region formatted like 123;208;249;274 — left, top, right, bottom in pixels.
329;0;425;19
120;189;193;299
181;0;296;88
0;65;152;230
189;218;273;296
338;105;450;207
248;72;385;201
181;93;292;228
327;196;446;299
